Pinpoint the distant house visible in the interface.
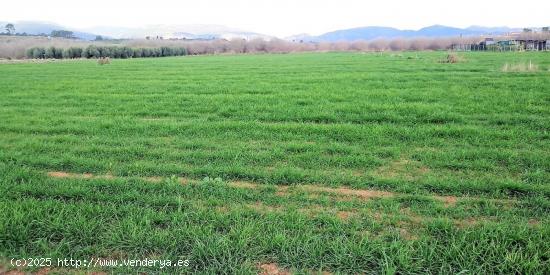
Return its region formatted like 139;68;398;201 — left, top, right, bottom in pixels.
483;38;495;46
516;39;548;51
452;37;549;51
496;40;517;47
477;38;496;50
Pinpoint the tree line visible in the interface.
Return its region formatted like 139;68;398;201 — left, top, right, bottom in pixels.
4;33;550;60
26;45;188;59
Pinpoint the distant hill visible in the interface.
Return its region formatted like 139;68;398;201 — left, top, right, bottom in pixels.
0;21;101;40
81;24;270;40
0;21;268;41
287;25;522;42
321;26;412;41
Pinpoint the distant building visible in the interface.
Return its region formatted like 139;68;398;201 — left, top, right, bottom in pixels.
483;38;495;46
452;37;549;51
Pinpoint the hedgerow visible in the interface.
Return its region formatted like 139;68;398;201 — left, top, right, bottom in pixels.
25;45;187;59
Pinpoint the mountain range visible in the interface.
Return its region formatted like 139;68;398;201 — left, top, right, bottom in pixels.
287;25;523;42
0;21;530;41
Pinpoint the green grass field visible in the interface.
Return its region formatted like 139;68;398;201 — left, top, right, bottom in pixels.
1;52;549;274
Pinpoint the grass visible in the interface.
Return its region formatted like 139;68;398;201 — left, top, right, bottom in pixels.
0;51;549;274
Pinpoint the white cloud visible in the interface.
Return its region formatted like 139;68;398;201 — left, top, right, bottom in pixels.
1;0;549;37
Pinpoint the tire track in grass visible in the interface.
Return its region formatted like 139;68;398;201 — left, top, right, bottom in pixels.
45;171;506;208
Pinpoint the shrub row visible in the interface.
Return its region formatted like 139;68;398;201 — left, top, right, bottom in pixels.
26;45;187;59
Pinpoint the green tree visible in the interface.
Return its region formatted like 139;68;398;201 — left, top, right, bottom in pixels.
121;47;133;58
5;23;15;34
28;47;45;59
82;45;100;58
44;47;55;58
62;48;71;59
133;48;143;58
70;47;83;58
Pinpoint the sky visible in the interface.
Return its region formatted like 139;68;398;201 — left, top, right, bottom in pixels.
1;0;549;37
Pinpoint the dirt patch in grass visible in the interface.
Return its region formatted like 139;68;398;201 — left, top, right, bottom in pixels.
46;171;391;200
46;171;503;209
230;180;265;190
145;176;164;183
372;158;430;181
399;228;419;241
336;211;355;221
258;263;290;275
48;171;176;184
48;171;397;202
48;171;74;178
298;185;394;200
48;171;114;180
246;202;282;214
435;195;458;207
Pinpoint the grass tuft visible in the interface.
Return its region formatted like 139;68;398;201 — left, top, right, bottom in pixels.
97;57;111;65
501;60;539;72
439;53;465;63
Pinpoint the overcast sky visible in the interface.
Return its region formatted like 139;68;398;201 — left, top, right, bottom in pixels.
2;0;549;37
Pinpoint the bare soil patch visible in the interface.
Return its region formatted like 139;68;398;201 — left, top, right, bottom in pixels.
399;228;419;241
46;171;393;200
246;202;282;214
47;171;73;178
336;211;355;221
258;263;291;275
47;171;504;210
435;195;458;207
145;176;164;183
299;185;394;200
229;180;263;190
